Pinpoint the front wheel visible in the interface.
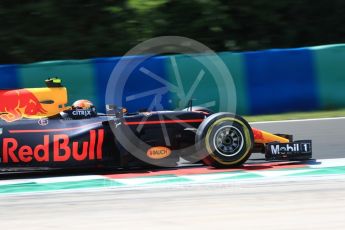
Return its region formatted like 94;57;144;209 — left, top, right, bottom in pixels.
196;113;254;168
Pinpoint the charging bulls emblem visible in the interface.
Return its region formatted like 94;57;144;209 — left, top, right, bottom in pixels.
0;89;47;122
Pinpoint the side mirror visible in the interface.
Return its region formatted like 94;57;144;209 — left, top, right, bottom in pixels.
106;105;127;118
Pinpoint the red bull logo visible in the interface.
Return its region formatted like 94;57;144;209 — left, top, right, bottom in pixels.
0;89;47;122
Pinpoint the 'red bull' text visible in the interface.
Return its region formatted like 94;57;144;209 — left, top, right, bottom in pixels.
1;130;104;163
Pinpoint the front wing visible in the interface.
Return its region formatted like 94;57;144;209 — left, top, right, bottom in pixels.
252;128;312;161
265;140;312;161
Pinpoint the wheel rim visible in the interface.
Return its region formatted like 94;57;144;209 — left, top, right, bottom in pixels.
213;125;244;157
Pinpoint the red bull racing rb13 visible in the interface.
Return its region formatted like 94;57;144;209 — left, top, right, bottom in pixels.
0;78;312;172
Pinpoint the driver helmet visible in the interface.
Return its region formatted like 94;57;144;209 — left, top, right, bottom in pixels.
61;99;97;119
72;99;95;110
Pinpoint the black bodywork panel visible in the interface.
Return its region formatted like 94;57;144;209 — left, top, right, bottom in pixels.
0;111;206;170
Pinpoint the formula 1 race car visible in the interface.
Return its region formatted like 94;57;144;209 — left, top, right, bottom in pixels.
0;78;312;171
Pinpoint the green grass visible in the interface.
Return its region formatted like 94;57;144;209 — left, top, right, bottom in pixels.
244;108;345;122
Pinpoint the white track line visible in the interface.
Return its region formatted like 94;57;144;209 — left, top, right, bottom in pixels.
250;116;345;124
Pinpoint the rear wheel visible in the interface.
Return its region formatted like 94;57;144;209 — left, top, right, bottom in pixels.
196;113;254;168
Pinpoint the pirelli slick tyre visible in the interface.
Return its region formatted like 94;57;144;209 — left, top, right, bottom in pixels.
196;113;254;168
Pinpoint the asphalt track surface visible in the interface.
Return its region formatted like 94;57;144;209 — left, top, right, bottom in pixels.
1;118;345;229
2;177;345;230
